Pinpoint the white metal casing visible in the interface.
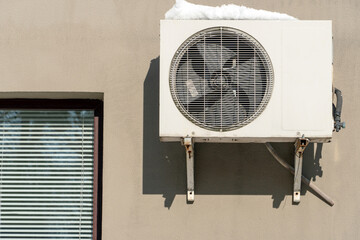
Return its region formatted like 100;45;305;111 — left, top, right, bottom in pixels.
160;20;333;143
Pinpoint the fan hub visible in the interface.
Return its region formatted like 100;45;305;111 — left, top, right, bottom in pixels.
210;72;231;91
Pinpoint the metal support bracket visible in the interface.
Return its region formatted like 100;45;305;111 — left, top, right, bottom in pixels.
182;136;194;202
293;136;309;203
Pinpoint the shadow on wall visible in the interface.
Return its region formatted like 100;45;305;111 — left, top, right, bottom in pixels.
143;57;324;209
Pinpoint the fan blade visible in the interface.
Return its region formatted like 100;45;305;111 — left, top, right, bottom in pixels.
189;87;250;127
184;53;264;117
176;58;210;106
187;57;256;114
226;57;265;114
187;89;222;113
221;90;249;127
188;71;233;113
187;44;211;79
196;42;236;74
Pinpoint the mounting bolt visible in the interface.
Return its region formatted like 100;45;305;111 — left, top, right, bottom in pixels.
293;191;301;203
187;190;194;202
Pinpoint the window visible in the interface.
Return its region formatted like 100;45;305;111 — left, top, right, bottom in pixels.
0;100;102;240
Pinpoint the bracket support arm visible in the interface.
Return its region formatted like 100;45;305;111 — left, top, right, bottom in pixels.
182;136;194;202
293;136;309;203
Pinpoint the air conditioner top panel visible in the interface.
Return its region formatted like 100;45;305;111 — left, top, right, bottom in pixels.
160;20;333;143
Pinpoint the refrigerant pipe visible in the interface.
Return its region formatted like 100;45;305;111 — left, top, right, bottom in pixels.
265;143;335;206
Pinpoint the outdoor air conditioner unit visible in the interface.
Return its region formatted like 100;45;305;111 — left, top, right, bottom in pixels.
159;20;335;203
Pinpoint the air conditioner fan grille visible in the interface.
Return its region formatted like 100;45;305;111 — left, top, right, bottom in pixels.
170;27;274;131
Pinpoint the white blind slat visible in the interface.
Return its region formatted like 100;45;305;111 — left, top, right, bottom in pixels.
2;202;93;206
0;198;93;202
1;216;92;219
1;221;92;224
1;167;93;170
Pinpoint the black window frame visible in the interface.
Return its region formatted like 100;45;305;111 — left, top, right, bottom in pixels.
0;98;103;240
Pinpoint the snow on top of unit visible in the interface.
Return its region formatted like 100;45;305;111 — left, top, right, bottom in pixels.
165;0;297;20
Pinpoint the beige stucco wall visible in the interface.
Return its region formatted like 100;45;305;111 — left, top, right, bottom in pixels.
0;0;359;239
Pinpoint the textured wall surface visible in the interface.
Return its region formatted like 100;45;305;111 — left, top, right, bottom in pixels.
0;0;358;239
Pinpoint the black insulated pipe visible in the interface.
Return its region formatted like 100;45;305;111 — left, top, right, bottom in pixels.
334;88;345;132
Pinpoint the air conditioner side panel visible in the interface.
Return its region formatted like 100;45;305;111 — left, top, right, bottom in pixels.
281;21;333;133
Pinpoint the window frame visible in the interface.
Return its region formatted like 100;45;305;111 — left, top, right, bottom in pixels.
0;98;103;240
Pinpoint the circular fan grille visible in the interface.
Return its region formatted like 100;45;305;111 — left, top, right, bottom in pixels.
170;27;274;131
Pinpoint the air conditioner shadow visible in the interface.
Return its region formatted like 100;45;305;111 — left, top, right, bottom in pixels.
143;57;324;209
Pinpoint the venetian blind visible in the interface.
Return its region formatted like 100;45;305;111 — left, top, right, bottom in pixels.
0;110;94;240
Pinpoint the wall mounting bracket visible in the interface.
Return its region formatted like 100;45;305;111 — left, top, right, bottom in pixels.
293;136;310;203
182;136;194;202
265;142;334;206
